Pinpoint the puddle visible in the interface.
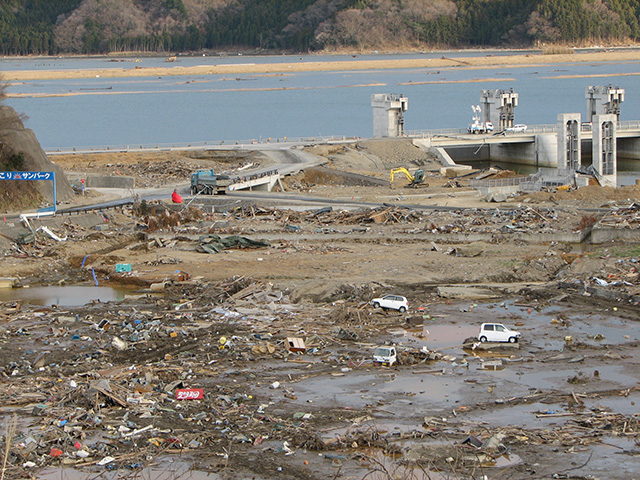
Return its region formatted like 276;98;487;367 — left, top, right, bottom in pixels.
418;324;478;351
321;418;450;442
271;370;464;409
427;299;640;351
583;390;640;415
468;391;640;428
467;401;587;429
477;364;639;390
37;458;238;480
535;438;640;479
0;285;138;306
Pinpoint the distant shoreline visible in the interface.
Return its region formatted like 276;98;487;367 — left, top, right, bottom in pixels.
3;49;640;82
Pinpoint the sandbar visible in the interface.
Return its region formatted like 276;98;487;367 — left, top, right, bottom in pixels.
3;49;640;81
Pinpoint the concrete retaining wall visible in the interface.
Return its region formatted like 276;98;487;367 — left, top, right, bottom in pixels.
474;185;521;196
558;281;640;304
590;227;640;243
85;175;135;189
489;141;536;164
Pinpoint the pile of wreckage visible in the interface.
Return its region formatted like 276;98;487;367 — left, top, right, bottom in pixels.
596;202;640;230
0;275;456;478
224;204;575;234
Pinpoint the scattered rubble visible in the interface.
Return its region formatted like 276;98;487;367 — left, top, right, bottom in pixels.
1;144;640;479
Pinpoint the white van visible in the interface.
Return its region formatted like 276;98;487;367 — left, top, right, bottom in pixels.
478;323;520;343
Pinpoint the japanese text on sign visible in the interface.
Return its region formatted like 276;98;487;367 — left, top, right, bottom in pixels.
0;171;54;181
176;388;204;400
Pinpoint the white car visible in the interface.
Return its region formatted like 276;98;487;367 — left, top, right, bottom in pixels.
370;295;408;312
478;323;520;343
505;124;527;133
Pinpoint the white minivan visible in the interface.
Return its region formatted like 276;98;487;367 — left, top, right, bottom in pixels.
478;323;520;343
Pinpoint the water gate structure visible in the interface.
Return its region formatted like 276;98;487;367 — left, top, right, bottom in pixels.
374;86;640;189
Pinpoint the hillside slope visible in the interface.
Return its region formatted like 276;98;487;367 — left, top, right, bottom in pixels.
0;106;74;212
1;0;639;55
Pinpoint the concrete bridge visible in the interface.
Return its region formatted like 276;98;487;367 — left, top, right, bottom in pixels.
410;119;640;188
228;170;282;192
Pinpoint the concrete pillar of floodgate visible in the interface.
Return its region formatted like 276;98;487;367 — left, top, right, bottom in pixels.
371;94;408;138
585;85;624;123
533;133;558;168
480;89;518;129
593;114;618;187
557;113;581;172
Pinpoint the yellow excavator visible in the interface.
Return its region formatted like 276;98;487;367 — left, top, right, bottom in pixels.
390;167;427;188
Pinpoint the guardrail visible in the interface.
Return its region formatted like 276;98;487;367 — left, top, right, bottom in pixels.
230;169;279;185
468;176;532;188
469;167;576;192
44;121;640;155
407;121;640;139
44;135;363;155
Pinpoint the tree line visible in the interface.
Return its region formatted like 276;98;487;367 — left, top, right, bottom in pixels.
0;0;639;56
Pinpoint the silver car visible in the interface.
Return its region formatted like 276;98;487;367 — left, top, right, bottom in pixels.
505;124;527;133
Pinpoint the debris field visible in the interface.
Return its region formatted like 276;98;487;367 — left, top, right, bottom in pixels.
2;143;640;479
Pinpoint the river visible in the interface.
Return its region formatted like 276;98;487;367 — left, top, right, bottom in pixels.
2;50;640;151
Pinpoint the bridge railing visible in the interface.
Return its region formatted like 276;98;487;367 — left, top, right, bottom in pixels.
44;121;640;154
617;120;640;131
468;176;532;188
230;169;279;185
469;168;576;192
406;124;559;137
45;135;364;154
408;121;640;138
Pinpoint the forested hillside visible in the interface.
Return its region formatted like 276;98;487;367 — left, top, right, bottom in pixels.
1;0;639;56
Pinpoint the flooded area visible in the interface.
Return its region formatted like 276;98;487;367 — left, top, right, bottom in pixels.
2;283;640;480
0;285;138;306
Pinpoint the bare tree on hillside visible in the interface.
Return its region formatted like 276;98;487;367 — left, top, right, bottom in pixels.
0;73;7;103
0;73;28;122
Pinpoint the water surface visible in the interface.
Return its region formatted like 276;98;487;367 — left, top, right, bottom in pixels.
4;53;640;150
0;285;134;306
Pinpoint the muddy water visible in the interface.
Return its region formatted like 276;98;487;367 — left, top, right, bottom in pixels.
282;369;465;409
0;285;138;306
38;459;234;480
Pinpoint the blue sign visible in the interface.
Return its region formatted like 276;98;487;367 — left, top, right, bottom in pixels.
0;171;57;213
0;171;54;180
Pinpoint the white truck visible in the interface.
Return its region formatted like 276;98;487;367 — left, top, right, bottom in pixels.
468;121;493;134
373;345;398;366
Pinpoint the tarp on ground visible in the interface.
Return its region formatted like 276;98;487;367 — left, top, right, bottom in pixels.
197;234;270;254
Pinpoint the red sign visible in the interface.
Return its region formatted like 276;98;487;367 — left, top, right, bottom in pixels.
176;388;204;400
50;448;63;457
